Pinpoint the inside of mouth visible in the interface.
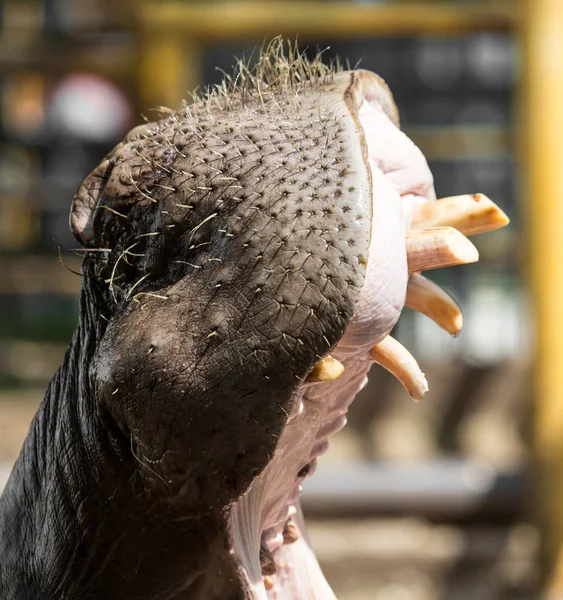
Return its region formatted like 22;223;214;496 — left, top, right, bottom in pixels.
229;94;431;598
230;356;372;599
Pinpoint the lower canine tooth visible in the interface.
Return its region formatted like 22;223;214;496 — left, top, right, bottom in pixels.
306;355;344;383
412;193;510;236
406;273;463;337
369;336;428;401
263;575;275;590
283;519;300;544
260;543;277;576
406;226;479;273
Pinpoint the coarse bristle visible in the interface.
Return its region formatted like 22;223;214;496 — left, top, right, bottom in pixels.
189;37;341;115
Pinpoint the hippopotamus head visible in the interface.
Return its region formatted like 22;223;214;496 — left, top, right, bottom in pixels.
0;39;507;599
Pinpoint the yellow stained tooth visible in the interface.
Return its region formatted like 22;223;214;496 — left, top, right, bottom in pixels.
406;226;479;273
412;193;510;236
283;519;300;544
263;575;275;590
406;273;463;337
369;336;428;401
306;355;344;383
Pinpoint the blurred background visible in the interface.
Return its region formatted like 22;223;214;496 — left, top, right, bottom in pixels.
0;0;559;598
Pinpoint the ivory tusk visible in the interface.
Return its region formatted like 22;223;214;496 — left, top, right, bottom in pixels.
406;273;463;337
369;336;428;401
406;226;479;273
412;193;509;236
306;355;345;383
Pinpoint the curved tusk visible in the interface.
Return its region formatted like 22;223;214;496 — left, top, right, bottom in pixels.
306;355;345;383
406;226;479;273
412;193;509;236
369;336;428;401
406;273;463;337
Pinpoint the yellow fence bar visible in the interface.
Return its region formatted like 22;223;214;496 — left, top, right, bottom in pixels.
140;1;516;39
139;34;202;112
523;0;563;594
138;1;518;112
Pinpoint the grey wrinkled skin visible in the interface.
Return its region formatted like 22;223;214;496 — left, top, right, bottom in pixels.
0;43;406;599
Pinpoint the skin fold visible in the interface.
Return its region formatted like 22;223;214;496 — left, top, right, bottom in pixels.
0;41;434;599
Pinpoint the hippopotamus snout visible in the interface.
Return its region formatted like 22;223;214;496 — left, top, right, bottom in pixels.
64;39;507;599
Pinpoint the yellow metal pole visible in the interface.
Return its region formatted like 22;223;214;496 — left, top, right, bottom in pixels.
140;1;516;39
523;0;563;593
137;1;516;112
139;33;202;112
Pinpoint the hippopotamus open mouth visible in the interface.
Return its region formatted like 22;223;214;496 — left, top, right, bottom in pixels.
0;39;508;599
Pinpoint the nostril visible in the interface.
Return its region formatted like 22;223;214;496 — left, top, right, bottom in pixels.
297;463;311;478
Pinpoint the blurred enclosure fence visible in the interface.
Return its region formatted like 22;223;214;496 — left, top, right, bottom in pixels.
1;0;562;598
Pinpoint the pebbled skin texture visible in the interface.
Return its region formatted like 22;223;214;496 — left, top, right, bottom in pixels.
0;45;432;599
80;72;373;509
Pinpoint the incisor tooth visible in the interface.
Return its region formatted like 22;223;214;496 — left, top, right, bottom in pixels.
406;273;463;337
369;336;428;401
406;226;479;273
412;193;510;236
306;355;344;383
263;575;275;590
